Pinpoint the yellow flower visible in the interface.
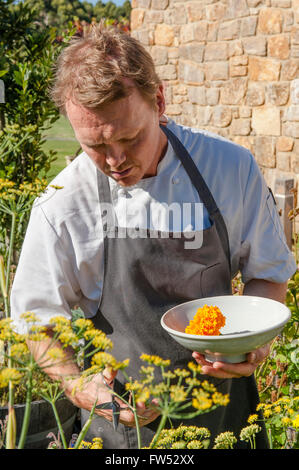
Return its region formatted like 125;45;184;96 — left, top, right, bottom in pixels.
90;437;103;449
46;348;66;361
140;354;170;368
10;343;29;358
174;368;190;378
282;417;292;426
0;368;23;388
247;414;258;424
274;405;281;413
73;318;94;330
169;385;188;402
188;361;202;374
263;409;272;418
292;415;299;429
91;352;129;371
20;311;40;323
212;392;229;407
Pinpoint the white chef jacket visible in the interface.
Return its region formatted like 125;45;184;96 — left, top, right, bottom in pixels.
10;119;297;332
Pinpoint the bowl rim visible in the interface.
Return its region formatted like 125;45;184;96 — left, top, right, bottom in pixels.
161;295;291;341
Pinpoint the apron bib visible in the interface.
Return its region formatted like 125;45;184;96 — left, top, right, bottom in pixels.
81;126;269;449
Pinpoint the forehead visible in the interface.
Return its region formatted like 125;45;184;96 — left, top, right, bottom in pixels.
66;88;150;143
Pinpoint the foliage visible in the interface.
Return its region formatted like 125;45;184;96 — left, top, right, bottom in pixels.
22;0;131;32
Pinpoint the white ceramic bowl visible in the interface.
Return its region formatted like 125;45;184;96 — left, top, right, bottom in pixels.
161;295;291;363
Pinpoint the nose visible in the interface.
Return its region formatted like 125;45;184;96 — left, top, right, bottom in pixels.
105;146;126;169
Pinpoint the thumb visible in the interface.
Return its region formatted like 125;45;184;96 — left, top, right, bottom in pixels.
102;366;117;387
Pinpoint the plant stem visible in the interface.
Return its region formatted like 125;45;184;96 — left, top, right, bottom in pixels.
149;412;168;449
5;211;16;303
73;400;97;449
131;392;142;449
17;367;33;449
50;400;68;449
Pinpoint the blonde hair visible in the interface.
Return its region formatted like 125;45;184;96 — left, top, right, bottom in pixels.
51;26;162;113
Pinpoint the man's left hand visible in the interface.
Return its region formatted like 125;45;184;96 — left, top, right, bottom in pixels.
192;343;270;379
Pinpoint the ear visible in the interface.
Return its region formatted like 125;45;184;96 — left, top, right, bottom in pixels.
155;83;166;117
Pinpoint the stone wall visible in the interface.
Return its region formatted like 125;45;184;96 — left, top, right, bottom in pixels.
130;0;299;196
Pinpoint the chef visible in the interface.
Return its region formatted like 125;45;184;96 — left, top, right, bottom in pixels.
11;27;296;448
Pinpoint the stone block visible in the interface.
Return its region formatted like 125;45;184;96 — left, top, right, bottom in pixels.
193;21;209;42
290;79;299;103
239;107;252;118
242;36;266;56
266;83;289;106
268;35;290;60
221;78;247;105
150;46;168;65
178;43;204;63
204;43;228;61
225;0;250;19
291;154;299;173
240;16;258;37
130;9;145;30
252;106;281;136
206;88;220;105
291;26;299;44
248;57;281;81
173;84;188;96
230;55;248;66
228;40;244;57
165;104;182;115
291;45;299;58
276;152;291;172
169;4;188;24
233;136;254;153
247;0;262;6
188;86;206;105
276;136;294;152
284;121;299;137
230;65;248;77
246;83;265;106
281;60;299;80
271;0;291;6
186;2;204;22
156;64;177;80
133;0;151;7
205;62;229;81
179;61;205;85
151;0;169;9
258;8;283;34
254;136;276;168
196;106;213;127
218;20;240;41
145;10;164;24
230;118;251;136
207;23;218;42
154;24;175;46
284;105;299;121
212;106;232;127
206;3;227;21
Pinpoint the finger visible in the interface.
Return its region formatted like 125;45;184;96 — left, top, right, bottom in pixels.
247;344;270;366
102;367;117;386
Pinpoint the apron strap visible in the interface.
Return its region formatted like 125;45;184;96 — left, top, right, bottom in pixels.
160;125;232;274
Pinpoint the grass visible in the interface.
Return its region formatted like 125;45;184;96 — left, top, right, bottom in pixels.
42;115;81;180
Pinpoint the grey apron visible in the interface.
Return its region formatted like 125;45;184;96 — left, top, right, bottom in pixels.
81;125;269;449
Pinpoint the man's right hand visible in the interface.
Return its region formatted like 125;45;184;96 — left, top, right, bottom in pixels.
64;370;160;428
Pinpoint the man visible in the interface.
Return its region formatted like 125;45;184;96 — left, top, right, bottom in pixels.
11;27;296;448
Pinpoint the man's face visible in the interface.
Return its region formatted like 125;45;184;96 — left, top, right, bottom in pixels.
66;86;167;187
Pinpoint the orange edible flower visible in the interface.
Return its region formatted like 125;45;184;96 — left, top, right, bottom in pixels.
185;305;226;336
